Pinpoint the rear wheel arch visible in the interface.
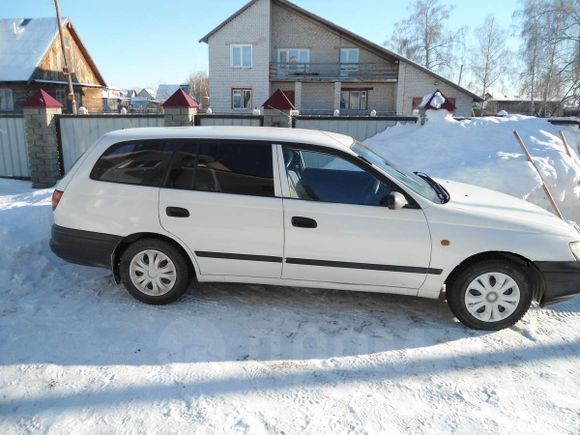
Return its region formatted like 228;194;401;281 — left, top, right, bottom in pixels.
112;232;198;284
443;251;545;302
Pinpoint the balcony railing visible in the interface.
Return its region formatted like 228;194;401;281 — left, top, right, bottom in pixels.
270;62;398;82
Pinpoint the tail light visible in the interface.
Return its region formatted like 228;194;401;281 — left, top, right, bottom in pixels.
52;190;64;211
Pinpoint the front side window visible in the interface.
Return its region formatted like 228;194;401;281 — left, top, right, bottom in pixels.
232;88;252;109
167;141;274;197
231;44;253;68
340;90;368;110
351;141;440;203
91;141;172;186
282;146;392;206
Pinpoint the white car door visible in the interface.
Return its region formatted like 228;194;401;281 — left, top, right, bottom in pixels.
159;140;284;278
278;144;434;289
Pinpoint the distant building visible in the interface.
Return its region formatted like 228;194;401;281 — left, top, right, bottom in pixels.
136;88;156;100
156;84;190;104
484;93;563;117
199;0;482;116
0;17;106;113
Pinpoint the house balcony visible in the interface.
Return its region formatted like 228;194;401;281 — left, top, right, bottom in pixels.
269;62;398;82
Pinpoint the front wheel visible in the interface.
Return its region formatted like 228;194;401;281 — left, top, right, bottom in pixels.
447;260;533;330
120;238;192;304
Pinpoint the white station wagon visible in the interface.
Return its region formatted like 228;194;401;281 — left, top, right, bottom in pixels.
50;127;580;330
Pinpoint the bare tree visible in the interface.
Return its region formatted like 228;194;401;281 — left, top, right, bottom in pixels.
188;71;209;106
513;0;544;114
513;0;579;115
386;0;465;75
470;15;509;97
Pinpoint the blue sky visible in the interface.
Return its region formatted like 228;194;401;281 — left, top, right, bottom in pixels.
3;0;520;89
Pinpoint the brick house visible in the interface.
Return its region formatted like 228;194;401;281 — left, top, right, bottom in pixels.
0;17;106;113
199;0;483;116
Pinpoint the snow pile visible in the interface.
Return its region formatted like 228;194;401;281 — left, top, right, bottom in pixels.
365;113;580;221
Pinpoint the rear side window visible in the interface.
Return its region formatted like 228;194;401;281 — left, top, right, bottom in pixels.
91;141;172;186
166;141;274;197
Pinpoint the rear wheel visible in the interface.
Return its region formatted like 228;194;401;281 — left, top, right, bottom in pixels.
447;260;533;330
120;238;191;304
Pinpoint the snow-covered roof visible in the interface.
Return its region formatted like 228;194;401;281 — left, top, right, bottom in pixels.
0;17;65;81
156;84;189;102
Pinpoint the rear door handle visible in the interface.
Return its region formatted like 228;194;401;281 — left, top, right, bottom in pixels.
166;207;190;218
291;216;317;228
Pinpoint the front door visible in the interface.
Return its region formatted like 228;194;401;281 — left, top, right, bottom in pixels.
279;145;432;289
159;140;283;278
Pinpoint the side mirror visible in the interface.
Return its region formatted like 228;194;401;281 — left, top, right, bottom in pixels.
386;191;408;210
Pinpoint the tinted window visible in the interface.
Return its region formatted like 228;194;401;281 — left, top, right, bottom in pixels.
166;141;274;197
91;141;172;186
283;147;392;206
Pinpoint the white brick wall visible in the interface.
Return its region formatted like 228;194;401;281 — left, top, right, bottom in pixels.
206;0;478;116
396;62;476;116
207;0;271;113
270;2;388;64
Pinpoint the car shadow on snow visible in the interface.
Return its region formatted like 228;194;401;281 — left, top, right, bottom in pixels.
3;262;575;368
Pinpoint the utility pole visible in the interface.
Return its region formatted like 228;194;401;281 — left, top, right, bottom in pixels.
457;64;464;86
53;0;77;114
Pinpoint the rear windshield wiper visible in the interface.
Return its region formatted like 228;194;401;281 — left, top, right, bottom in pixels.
414;172;450;203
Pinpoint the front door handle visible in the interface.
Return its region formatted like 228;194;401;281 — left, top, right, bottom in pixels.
291;216;317;228
166;207;190;218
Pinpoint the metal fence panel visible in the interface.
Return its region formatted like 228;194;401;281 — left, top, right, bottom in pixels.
293;116;418;142
58;115;164;173
195;115;263;127
0;116;29;178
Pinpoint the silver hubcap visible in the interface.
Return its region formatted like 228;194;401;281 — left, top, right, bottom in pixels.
464;272;521;322
129;249;177;296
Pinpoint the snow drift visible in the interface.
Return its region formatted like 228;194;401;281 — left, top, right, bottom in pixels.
364;113;580;222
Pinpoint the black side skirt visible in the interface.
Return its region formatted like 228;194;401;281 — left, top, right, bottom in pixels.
50;224;122;269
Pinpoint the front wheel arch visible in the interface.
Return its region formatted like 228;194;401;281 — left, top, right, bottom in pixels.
111;232;197;284
443;251;545;303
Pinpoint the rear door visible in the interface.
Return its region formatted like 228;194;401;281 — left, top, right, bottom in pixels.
159;140;284;278
278;144;433;289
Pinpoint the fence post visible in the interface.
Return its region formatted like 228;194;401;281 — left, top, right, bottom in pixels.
162;89;199;127
22;89;63;188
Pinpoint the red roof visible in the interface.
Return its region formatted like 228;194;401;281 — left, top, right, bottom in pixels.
162;89;199;108
22;89;63;109
263;89;295;110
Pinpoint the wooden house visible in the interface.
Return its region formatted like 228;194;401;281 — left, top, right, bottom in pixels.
0;17;106;113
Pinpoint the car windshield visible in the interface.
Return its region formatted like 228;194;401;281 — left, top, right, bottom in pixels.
351;140;443;203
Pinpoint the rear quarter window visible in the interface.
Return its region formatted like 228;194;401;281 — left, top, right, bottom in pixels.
166;141;275;197
90;141;173;187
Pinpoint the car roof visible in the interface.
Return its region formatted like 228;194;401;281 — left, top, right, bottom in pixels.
100;126;355;151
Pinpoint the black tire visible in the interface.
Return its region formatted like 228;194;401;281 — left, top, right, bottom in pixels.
447;259;533;330
120;238;192;305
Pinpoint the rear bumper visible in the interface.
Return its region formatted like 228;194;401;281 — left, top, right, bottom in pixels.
50;224;121;269
534;261;580;306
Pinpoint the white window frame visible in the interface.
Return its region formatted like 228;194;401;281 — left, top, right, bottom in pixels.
230;44;253;68
277;48;310;64
340;89;368;110
232;88;252;110
340;48;360;75
0;88;14;112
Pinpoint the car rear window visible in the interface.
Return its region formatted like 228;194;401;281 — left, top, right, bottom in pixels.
90;141;173;186
166;141;275;197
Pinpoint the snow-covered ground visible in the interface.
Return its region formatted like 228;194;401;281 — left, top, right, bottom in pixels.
0;175;579;432
365;113;580;222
